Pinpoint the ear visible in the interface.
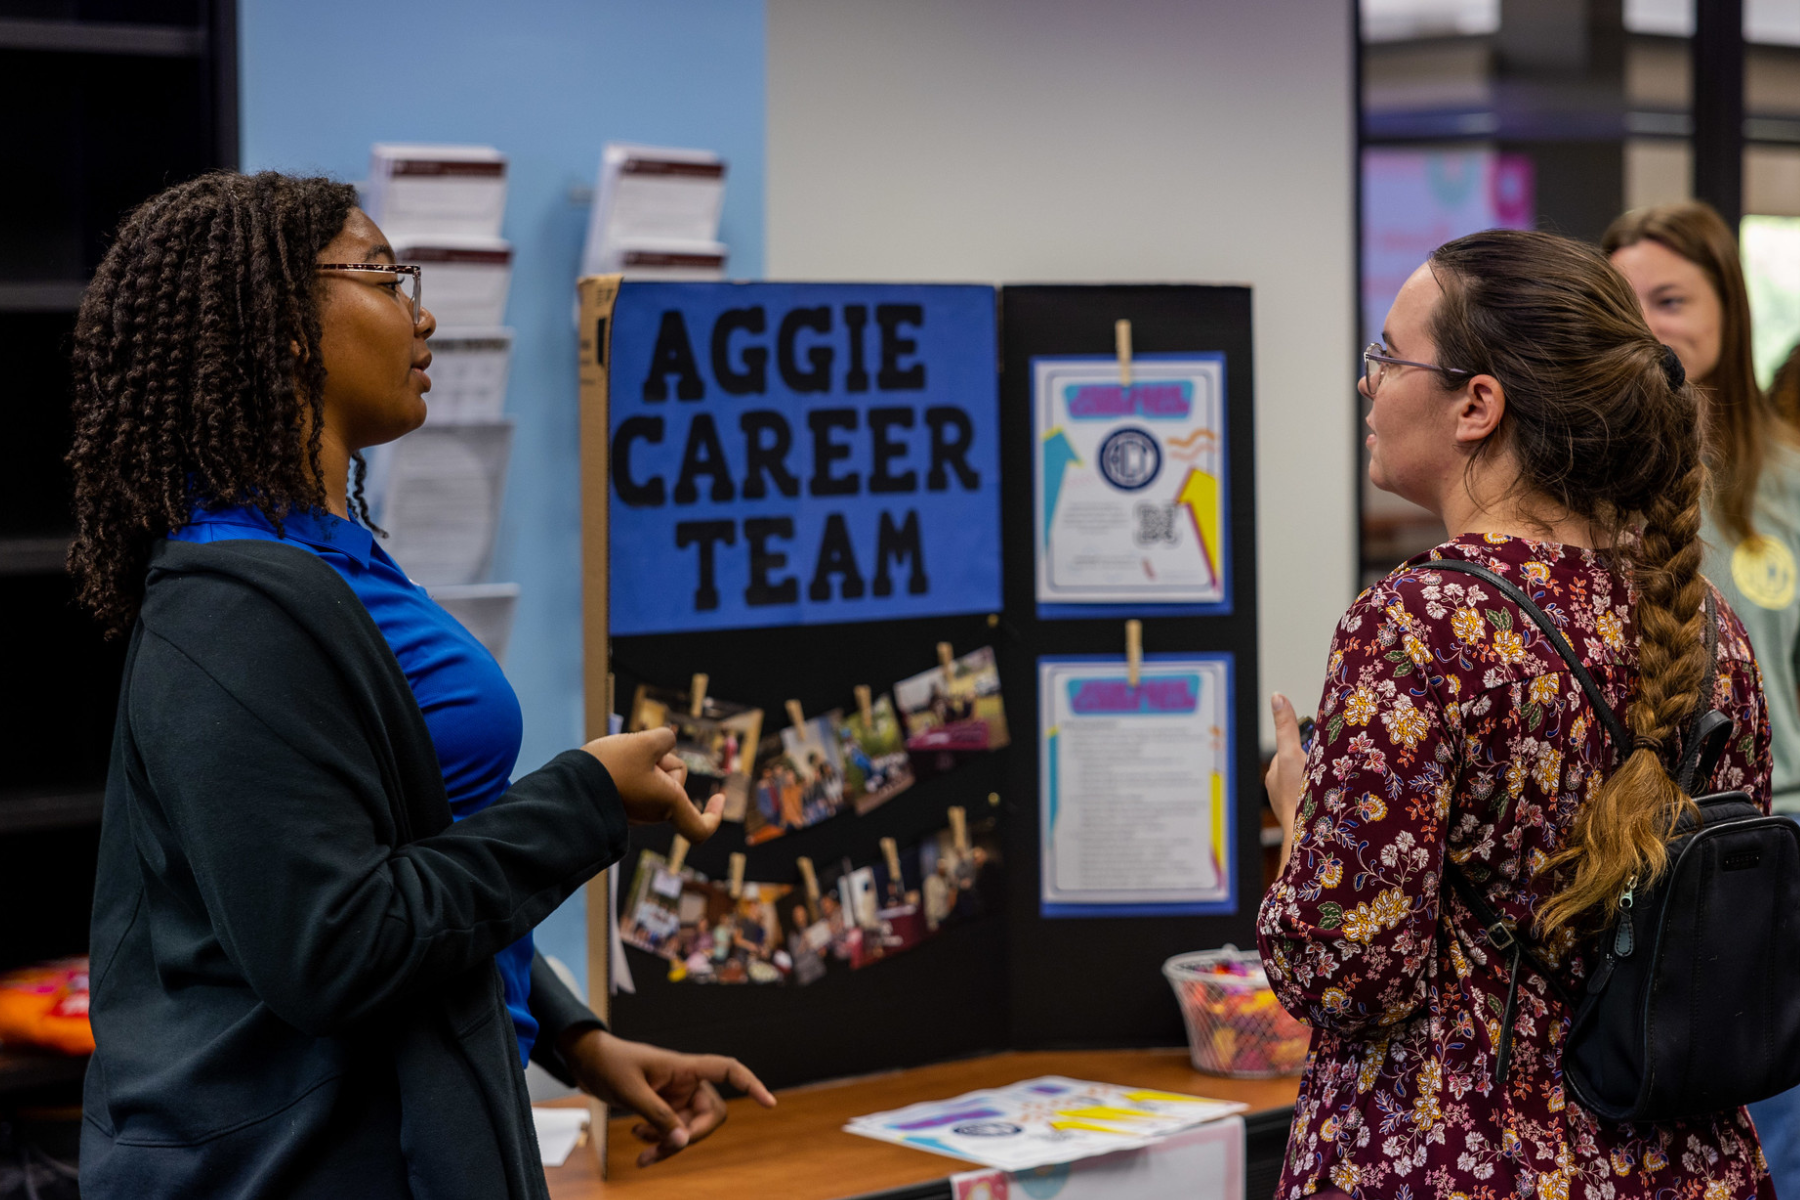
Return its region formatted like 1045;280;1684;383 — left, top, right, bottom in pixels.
1452;373;1505;445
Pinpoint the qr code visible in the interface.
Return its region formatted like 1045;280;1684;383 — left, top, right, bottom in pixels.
1135;502;1178;545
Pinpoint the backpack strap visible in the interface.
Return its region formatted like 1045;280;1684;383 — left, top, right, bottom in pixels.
1426;558;1633;757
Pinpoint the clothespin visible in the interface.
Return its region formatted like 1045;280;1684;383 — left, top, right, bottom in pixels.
1115;319;1133;388
668;834;690;874
728;852;746;899
880;836;903;883
688;673;709;718
797;856;822;923
948;806;968;854
855;685;874;727
937;641;955;674
1126;619;1143;689
786;699;806;731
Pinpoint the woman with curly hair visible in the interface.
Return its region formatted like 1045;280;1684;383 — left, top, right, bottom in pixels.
1606;202;1800;1195
1257;229;1775;1199
68;171;771;1199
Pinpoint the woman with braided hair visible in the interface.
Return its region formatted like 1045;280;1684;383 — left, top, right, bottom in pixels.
67;172;772;1199
1257;228;1774;1199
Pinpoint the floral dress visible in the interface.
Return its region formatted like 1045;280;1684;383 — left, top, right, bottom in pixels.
1257;534;1776;1200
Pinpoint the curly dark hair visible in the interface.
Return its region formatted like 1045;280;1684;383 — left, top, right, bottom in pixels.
67;170;377;636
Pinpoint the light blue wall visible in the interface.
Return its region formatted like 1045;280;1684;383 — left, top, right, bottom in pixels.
241;0;767;995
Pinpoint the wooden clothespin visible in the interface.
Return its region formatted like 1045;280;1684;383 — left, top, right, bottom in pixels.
948;806;968;854
727;852;746;899
688;673;709;718
1115;319;1133;388
1126;619;1143;689
937;641;955;674
796;856;822;923
880;836;903;883
786;699;807;730
668;834;690;874
855;685;874;727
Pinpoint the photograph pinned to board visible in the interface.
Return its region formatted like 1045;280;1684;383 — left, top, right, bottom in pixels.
1032;353;1230;616
627;684;762;821
847;1076;1246;1173
918;808;1002;934
835;688;914;815
619;849;804;985
744;716;848;845
618;848;708;960
895;646;1010;775
1038;653;1234;917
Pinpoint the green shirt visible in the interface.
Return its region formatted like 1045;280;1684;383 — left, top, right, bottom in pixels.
1701;444;1800;812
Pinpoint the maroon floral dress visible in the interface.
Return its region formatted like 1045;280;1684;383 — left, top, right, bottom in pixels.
1257;534;1776;1200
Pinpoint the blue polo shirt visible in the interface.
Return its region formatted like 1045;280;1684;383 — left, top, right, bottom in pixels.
169;504;538;1067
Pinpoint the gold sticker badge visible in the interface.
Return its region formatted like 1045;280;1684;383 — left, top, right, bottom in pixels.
1732;536;1798;610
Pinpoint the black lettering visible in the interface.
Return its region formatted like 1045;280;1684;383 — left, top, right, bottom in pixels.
711;306;767;395
739;411;799;499
868;407;917;494
744;517;799;606
778;306;834;393
873;510;928;596
675;520;735;611
673;414;735;504
807;408;860;496
925;406;980;491
612;417;666;506
808;513;865;600
876;303;925;390
843;304;870;392
642;310;705;401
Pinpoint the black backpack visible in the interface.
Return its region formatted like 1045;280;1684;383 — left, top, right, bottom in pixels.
1429;558;1800;1122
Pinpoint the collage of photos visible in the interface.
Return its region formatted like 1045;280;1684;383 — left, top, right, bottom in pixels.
894;646;1010;775
627;681;763;821
620;809;1004;987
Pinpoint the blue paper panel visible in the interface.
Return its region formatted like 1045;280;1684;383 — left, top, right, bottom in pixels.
608;282;1001;635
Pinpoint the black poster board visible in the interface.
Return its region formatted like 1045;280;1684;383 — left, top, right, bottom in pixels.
604;284;1257;1089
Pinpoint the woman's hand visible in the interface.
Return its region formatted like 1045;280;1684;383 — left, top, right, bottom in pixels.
558;1028;777;1168
583;728;725;843
1265;694;1308;876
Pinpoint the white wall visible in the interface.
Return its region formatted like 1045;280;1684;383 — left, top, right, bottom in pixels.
766;0;1358;746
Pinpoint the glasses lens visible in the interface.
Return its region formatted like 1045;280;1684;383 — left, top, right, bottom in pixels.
405;269;420;322
1364;345;1381;394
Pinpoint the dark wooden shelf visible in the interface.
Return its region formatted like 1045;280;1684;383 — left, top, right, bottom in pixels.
0;788;104;835
0;1045;88;1099
0;535;71;576
0;18;206;57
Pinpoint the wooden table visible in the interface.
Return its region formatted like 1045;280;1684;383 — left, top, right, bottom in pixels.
544;1049;1300;1200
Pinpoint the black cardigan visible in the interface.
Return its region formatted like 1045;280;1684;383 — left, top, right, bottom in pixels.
79;538;629;1199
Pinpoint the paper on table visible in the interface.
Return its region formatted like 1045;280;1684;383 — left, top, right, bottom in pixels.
423;327;512;423
949;1117;1245;1200
532;1106;591;1168
366;143;507;240
1038;655;1235;917
381;421;513;587
845;1076;1245;1173
427;582;519;664
580;142;726;279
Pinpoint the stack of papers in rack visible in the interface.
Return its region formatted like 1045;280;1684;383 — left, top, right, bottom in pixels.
844;1076;1246;1172
365;144;506;239
391;236;513;327
422;327;513;424
376;421;513;588
581;142;728;280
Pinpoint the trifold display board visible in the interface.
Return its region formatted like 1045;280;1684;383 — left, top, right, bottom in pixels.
577;279;1258;1092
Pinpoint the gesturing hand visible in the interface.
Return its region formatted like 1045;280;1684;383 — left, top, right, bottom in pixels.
582;728;725;843
1264;694;1309;876
559;1029;778;1168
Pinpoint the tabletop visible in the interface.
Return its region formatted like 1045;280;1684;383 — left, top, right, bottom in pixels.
543;1047;1301;1200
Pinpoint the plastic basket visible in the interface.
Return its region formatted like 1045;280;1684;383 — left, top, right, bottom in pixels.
1163;945;1310;1078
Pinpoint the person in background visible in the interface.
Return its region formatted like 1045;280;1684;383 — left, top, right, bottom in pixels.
1259;229;1774;1199
1606;201;1800;1195
66;172;773;1199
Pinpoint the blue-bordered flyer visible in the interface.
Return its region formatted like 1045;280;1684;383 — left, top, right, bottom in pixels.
1032;353;1230;617
1039;653;1235;917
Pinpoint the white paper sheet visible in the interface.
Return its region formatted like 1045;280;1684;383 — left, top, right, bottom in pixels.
846;1076;1245;1172
1039;656;1234;916
423;327;512;424
580;142;726;280
532;1106;590;1168
366;143;507;240
393;236;513;327
949;1116;1245;1200
1033;355;1229;609
426;582;519;664
380;421;513;587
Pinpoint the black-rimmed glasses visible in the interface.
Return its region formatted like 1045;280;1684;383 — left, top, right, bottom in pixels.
1363;342;1471;395
316;263;422;324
